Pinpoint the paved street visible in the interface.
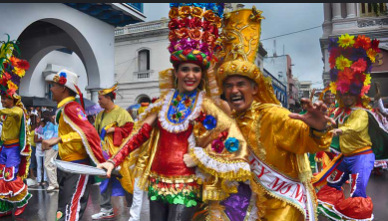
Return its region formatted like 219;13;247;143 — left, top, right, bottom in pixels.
3;171;388;221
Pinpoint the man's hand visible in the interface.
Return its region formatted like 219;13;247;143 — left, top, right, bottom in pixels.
106;127;115;134
97;161;115;178
42;137;61;150
289;98;336;130
374;82;381;101
183;154;197;168
332;129;343;137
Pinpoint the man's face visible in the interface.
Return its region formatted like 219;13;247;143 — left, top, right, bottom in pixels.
1;94;14;108
340;92;357;107
223;75;258;114
50;82;65;102
324;91;335;105
98;94;111;109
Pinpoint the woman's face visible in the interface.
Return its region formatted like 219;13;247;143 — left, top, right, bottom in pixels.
175;63;203;93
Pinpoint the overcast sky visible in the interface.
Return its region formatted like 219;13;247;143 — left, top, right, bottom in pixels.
143;3;325;88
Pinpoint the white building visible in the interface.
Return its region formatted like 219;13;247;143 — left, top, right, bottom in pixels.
321;3;388;97
0;3;145;102
114;18;170;108
299;81;312;99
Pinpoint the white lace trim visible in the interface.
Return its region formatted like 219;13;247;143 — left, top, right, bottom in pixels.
158;89;205;133
188;134;251;176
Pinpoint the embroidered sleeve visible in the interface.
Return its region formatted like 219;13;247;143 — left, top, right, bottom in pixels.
189;97;251;182
266;106;332;154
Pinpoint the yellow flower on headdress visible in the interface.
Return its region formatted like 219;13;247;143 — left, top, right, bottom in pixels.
338;33;355;49
364;73;371;86
13;67;25;77
169;7;179;19
335;55;352;70
203;10;216;22
7;80;18;90
180;6;192;18
366;48;377;63
192;7;203;18
330;82;337;94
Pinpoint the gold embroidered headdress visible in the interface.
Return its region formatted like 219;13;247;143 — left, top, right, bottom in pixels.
98;83;118;99
217;6;280;105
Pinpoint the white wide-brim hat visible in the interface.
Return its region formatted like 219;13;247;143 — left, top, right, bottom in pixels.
45;69;79;94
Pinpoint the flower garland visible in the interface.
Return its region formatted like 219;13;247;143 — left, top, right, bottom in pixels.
168;3;224;69
329;33;379;97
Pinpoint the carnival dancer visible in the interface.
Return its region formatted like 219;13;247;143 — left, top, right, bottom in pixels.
98;3;252;221
42;69;106;221
314;88;338;171
0;36;32;217
313;33;388;221
217;6;334;221
91;84;134;220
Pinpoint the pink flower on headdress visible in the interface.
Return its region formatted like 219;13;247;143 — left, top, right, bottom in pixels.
337;80;350;94
350;58;367;74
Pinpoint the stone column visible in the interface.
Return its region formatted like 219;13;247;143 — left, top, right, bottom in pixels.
324;3;332;22
346;3;356;18
332;3;342;20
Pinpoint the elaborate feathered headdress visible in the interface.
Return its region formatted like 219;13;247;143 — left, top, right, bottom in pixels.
0;34;30;98
328;33;379;97
159;3;225;103
167;3;224;70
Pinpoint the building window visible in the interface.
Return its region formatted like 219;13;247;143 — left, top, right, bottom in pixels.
360;3;387;17
138;49;150;71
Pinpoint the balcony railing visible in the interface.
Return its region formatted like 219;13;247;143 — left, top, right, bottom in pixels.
134;70;154;80
126;3;143;13
115;19;169;36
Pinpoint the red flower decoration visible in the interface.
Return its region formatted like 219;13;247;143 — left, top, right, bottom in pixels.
17;59;30;70
371;39;381;52
168;18;181;29
58;76;67;85
352;72;366;85
218;131;229;141
350;58;367;74
195;111;206;122
354;35;371;50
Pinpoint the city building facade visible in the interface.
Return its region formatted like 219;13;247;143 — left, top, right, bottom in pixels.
0;3;145;102
114;18;170;109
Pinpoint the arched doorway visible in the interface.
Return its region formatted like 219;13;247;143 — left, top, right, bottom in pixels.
136;94;151;104
16;19;100;100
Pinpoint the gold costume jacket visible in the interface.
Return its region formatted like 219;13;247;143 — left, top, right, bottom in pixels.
234;101;333;220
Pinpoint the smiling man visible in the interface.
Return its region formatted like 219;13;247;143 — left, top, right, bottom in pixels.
217;7;334;221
